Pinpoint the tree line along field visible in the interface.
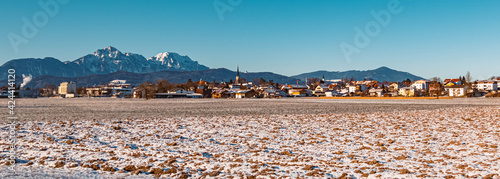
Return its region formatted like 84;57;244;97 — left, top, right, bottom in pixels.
0;98;499;178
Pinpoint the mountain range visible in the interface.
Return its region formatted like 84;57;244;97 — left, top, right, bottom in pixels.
0;46;209;79
0;46;424;89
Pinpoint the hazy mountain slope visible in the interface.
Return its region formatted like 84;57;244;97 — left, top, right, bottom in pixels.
292;66;424;82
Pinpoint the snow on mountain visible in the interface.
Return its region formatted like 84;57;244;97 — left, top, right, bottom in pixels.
148;52;209;71
72;46;209;74
0;46;212;79
72;46;154;74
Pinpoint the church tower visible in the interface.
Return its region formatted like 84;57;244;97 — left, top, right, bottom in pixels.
235;66;240;84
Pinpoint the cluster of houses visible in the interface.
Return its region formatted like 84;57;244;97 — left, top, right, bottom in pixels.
47;66;500;99
5;67;499;99
53;80;135;98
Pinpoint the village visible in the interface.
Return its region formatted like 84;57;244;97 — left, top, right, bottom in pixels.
3;67;500;99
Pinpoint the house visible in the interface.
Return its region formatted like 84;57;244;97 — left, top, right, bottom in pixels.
346;85;357;94
473;81;498;92
231;90;253;98
196;88;213;98
109;86;134;98
212;90;223;98
448;85;468;97
288;84;309;90
109;79;129;86
276;89;287;97
429;82;443;96
58;81;76;95
263;89;276;98
86;87;104;97
315;84;329;93
305;89;314;97
389;82;406;92
94;79;135;98
263;89;286;98
339;88;349;95
444;79;461;86
229;84;241;89
169;89;194;94
133;89;143;98
325;91;342;97
212;89;229;98
411;80;430;90
329;84;341;92
289;89;306;97
399;87;416;97
368;88;385;97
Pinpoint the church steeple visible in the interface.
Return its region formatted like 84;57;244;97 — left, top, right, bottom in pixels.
235;66;240;84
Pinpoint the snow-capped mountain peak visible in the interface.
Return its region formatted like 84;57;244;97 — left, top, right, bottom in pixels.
93;46;122;59
147;52;209;71
69;47;210;74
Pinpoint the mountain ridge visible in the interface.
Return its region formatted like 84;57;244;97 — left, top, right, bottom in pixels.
0;46;209;79
292;66;423;82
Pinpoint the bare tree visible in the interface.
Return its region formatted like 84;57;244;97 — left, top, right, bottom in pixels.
252;78;260;86
430;81;442;99
260;78;267;86
76;87;86;95
465;71;472;84
308;78;319;85
430;77;442;83
138;81;157;99
156;79;174;93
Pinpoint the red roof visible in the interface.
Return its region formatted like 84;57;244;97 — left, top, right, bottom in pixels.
444;79;460;83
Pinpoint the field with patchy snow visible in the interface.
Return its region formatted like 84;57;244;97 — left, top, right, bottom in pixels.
1;98;500;178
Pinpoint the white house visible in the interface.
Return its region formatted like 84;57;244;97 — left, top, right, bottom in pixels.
339;88;349;95
473;81;498;92
58;81;76;95
399;87;416;97
448;85;468;97
411;80;430;90
233;90;252;98
170;89;194;94
389;82;406;92
346;85;357;94
315;84;329;92
368;88;385;97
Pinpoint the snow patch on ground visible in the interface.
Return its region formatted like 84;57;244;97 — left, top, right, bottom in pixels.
1;106;500;178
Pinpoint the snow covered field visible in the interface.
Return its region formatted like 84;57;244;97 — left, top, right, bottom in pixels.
1;98;500;178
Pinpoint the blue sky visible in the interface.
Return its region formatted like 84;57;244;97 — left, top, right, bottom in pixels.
1;0;499;80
